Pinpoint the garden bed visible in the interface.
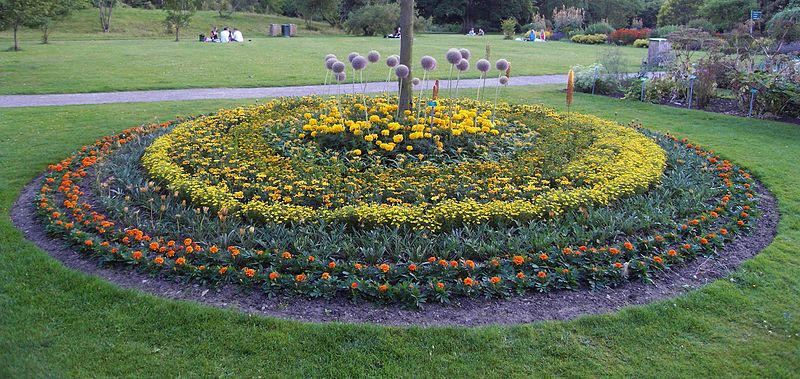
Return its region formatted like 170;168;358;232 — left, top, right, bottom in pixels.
14;96;777;325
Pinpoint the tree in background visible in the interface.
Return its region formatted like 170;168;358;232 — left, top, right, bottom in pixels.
657;0;700;26
552;5;584;32
295;0;340;27
587;0;642;28
768;0;800;42
0;0;50;50
343;2;399;35
164;0;198;41
699;0;756;31
39;0;85;43
638;0;663;27
94;0;114;32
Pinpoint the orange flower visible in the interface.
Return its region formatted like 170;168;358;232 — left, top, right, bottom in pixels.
350;282;359;289
269;271;279;280
623;242;634;250
244;268;256;278
408;263;417;271
516;272;525;279
667;249;677;257
609;248;620;255
132;251;143;260
321;272;331;280
539;253;549;261
209;246;219;254
438;259;448;267
490;259;500;267
465;260;475;269
561;268;570;274
228;247;239;257
537;271;547;278
307;255;315;262
655;235;664;242
449;260;458;267
281;251;292;259
683;243;692;249
328;261;336;269
463;277;474;286
379;263;390;273
378;284;389;293
737;220;745;226
512;255;525;265
653;256;664;264
436;282;445;290
562;247;572;255
185;246;194;254
354;263;364;270
183;238;192;246
578;245;588;252
490;276;501;284
295;273;306;282
154;256;164;265
175;257;186;265
720;228;728;235
427;256;436;263
699;238;709;245
149;242;159;251
614;262;624;269
84;239;93;246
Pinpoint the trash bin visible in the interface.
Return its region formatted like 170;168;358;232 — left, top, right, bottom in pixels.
281;24;291;37
199;34;205;42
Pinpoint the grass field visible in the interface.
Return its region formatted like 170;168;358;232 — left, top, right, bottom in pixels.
0;9;646;95
1;86;798;377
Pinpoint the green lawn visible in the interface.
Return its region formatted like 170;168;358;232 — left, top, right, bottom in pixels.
0;32;645;95
1;86;798;377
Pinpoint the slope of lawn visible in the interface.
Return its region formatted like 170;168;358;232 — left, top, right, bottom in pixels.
1;87;798;377
4;7;340;41
0;33;645;95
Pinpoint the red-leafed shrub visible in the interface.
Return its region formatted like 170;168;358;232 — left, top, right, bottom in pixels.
609;28;651;45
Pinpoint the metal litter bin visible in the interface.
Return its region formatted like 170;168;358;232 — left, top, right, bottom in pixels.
281;24;291;37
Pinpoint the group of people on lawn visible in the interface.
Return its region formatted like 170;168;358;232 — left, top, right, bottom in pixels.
204;26;244;43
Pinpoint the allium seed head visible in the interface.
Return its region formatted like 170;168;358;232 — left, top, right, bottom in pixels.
446;48;462;65
325;58;336;70
456;59;470;72
412;77;420;86
348;52;359;62
324;54;336;62
335;71;346;82
499;75;509;85
352;55;368;70
420;55;437;71
386;55;399;68
331;61;346;74
459;48;471;60
495;59;510;71
367;50;381;63
395;64;410;78
476;59;490;72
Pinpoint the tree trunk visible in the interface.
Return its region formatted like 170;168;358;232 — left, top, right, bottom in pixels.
42;25;50;44
398;0;414;114
13;24;19;51
175;25;180;42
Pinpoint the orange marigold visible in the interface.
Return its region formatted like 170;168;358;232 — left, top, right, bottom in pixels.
351;282;359;289
328;262;336;269
490;276;501;284
132;250;143;260
465;260;475;269
175;257;186;265
539;253;549;261
463;277;474;286
408;263;417;271
269;271;279;280
379;263;390;273
149;242;159;251
623;242;634;250
653;256;663;264
378;284;389;293
244;268;256;278
282;251;292;259
154;256;164;265
321;272;331;280
436;282;445;290
537;271;547;278
295;273;306;282
209;246;219;254
614;262;624;269
512;255;525;265
667;249;677;257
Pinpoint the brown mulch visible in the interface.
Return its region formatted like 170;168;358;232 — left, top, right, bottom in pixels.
11;175;779;327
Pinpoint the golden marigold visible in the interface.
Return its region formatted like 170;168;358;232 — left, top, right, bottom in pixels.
609;248;620;255
282;251;292;259
354;263;364;270
465;260;475;269
321;272;331;280
379;263;390;273
667;249;677;257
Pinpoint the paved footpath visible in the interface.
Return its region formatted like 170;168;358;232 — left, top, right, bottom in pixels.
0;74;568;108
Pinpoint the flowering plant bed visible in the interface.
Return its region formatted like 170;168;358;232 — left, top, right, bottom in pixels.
34;97;760;307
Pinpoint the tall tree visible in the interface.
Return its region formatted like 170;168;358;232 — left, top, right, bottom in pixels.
295;0;340;26
657;0;700;26
164;0;198;41
39;0;84;44
398;0;414;113
0;0;50;51
94;0;114;32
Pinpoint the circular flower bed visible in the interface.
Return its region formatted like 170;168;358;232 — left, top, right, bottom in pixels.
34;97;760;307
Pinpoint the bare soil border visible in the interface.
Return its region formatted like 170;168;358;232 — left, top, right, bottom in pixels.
11;175;779;327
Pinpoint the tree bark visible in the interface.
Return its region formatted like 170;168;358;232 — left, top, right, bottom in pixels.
398;0;414;114
175;25;180;42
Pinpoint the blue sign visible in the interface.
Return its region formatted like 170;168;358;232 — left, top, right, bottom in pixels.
751;10;762;20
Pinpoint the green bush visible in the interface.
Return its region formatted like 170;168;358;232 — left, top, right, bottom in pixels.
633;38;649;48
571;33;607;44
570;63;620;94
584;22;615;35
687;18;715;32
651;25;679;38
501;18;517;40
343;3;399;36
698;0;756;31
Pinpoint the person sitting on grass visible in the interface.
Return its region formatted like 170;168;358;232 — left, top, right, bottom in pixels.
220;27;230;43
210;27;219;42
385;26;401;39
467;28;476;36
478;28;485;36
232;28;244;42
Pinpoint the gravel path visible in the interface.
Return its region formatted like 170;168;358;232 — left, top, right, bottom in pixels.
0;74;567;108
